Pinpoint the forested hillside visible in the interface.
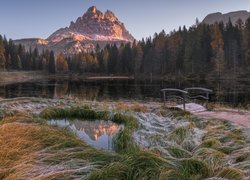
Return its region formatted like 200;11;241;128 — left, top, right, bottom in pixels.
1;18;250;79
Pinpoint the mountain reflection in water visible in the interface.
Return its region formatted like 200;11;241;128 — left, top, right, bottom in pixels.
0;80;250;106
48;119;121;150
0;79;249;107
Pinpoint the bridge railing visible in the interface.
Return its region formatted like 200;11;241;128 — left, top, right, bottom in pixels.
161;88;188;110
184;87;213;100
161;87;213;110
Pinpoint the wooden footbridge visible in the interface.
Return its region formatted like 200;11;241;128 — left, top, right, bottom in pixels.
161;87;213;111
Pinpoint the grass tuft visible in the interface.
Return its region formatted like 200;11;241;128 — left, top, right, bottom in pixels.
123;151;172;180
88;162;128;180
112;113;139;152
200;138;222;149
181;140;197;152
178;158;211;178
217;167;245;180
167;146;192;158
40;106;109;120
166;107;191;118
115;103;149;112
112;113;139;129
113;128;138;153
89;151;172;180
235;152;249;163
194;148;225;173
167;126;189;144
227;129;244;141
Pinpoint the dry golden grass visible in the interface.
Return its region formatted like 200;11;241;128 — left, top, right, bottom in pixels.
0;114;88;179
0;122;41;178
115;103;149;112
1;102;249;179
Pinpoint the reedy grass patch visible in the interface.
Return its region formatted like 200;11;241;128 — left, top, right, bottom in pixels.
115;103;149;112
0;115;89;178
217;167;245;180
1;102;249;179
166;146;192;158
235;152;249;163
0;112;125;179
200;138;222;149
194;147;225;173
166;107;191;118
177;158;211;178
167;126;190;144
89;150;173;180
40;106;109;120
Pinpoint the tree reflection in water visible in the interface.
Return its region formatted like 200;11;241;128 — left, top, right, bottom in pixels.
0;79;249;107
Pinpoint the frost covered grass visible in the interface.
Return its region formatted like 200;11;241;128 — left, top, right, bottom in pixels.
0;114;98;179
40;106;110;120
115;103;149;112
0;99;250;179
111;113;139;152
131;109;250;179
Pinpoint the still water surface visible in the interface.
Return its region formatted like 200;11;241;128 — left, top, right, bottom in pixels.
48;119;121;150
0;79;249;106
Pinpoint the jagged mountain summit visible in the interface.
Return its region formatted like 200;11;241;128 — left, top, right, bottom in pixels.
202;10;250;25
14;6;135;55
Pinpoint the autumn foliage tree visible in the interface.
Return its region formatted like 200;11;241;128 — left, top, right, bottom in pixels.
56;52;68;73
1;17;250;78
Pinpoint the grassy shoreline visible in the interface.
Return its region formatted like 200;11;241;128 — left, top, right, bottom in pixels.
0;98;249;179
0;71;49;85
0;71;250;86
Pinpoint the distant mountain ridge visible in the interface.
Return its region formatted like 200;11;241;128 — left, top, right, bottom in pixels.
202;10;250;25
14;6;135;55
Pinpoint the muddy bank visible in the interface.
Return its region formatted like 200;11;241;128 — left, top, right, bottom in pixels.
0;71;49;85
0;71;134;86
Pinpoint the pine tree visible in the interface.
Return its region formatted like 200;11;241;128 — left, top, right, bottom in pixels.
48;51;56;74
0;35;6;71
108;44;118;73
142;38;153;74
16;55;22;70
78;53;87;73
102;47;109;73
133;42;143;75
152;31;166;74
211;24;225;77
71;54;80;72
243;18;250;67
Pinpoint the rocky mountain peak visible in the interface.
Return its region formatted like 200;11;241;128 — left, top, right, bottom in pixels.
81;6;103;20
202;10;250;25
15;6;135;55
88;6;97;14
62;6;134;42
105;10;117;21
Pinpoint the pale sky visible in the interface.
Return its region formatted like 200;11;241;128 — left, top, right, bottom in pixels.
0;0;250;40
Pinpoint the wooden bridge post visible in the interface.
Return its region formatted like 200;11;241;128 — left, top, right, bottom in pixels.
163;91;166;106
183;95;186;111
160;88;188;110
